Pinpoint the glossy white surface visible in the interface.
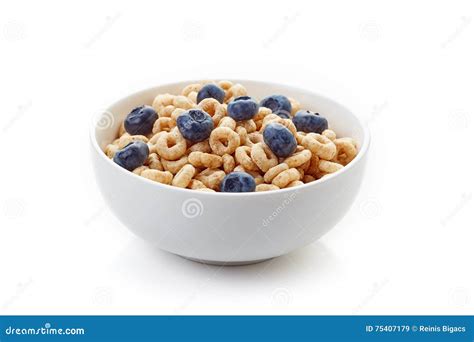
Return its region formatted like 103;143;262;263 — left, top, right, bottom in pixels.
90;80;370;263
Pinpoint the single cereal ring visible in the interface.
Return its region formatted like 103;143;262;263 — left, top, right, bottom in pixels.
218;80;233;90
171;108;186;121
195;168;226;190
188;179;207;190
155;128;187;160
161;105;176;118
209;127;240;156
224;83;247;103
287;180;304;188
188;151;223;169
105;144;119;158
272;168;301;188
233;165;246;172
237;119;257;133
141;169;173;184
301;133;337;160
284;149;312;168
187;91;198;104
133;165;149;175
236;126;248;146
322;129;337;141
172;164;196;188
288;97;301;115
187;140;212;154
145;153;164;171
254;107;272;121
264;163;289;183
173;95;194;110
247;132;264;145
260;116;297;136
117;134;148;149
152;93;175;115
149;131;166;145
161;155;188;174
218;116;237;130
256;184;280;192
319;160;343;173
222;154;235;173
152;117;176;133
303;175;316;183
198;98;226;125
250;142;278;172
182;83;202;97
235;146;259;171
334;138;357;165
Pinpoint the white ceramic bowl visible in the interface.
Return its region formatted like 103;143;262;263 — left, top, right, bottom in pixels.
90;80;370;265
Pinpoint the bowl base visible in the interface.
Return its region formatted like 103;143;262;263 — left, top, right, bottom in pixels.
181;256;274;266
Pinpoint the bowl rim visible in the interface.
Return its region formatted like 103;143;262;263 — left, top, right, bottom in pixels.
90;79;370;197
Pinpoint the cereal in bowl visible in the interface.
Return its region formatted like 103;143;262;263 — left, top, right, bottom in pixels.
104;81;358;193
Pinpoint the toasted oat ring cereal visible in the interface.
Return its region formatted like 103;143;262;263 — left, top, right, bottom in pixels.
284;149;312;168
152;117;176;133
188;151;223;169
161;155;188;174
222;154;236;173
133;165;149;175
334;138;357;165
117;134;148;149
173;95;194;110
235;146;259;171
146;153;164;171
152;93;175;116
289;97;301;115
187;140;212;154
301;133;337;160
105;144;119;158
171;108;187;121
182;83;202;96
209;127;240;156
237;120;257;133
287;180;304;188
263;163;289;183
198;98;226;125
322;129;337;141
256;184;280;192
319;160;344;174
195;168;226;191
155;128;187;161
188;179;207;189
218;117;237;130
172;164;196;188
236;126;248;146
141;169;173;184
250;142;278;172
224;83;247;102
272;168;301;188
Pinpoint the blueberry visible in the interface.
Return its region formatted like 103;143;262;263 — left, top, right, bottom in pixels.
227;96;259;121
176;109;214;142
124;105;158;135
113;141;149;171
197;84;225;104
292;110;328;134
220;172;256;193
263;122;297;158
260;95;292;114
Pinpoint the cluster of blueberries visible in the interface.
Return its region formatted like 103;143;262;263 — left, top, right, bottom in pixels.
113;84;329;193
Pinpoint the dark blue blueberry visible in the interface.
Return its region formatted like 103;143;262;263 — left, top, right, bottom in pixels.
113;141;149;171
292;110;328;134
124;105;158;135
176;109;214;142
220;172;256;193
197;84;225;104
263;122;297;158
274;109;291;119
227;96;259;121
259;95;292;114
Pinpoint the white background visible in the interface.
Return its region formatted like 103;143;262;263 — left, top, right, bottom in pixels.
0;0;473;314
